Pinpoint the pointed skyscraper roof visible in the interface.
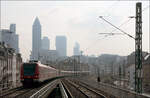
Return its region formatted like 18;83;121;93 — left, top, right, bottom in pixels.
33;17;41;26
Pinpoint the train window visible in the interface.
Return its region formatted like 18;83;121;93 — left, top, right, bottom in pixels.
23;63;37;76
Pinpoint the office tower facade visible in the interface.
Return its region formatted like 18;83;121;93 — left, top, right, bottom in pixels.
31;17;42;60
10;24;16;33
55;36;67;57
10;24;19;53
73;42;80;56
0;24;19;53
0;29;13;47
42;36;50;50
11;34;19;53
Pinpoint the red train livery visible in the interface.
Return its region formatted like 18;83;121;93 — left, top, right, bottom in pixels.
20;60;90;86
20;61;58;86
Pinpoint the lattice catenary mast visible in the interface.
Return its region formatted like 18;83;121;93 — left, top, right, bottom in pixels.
135;2;142;93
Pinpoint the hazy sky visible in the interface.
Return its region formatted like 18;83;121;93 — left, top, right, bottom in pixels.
1;1;149;61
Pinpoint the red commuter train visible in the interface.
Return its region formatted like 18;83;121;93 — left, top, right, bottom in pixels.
20;60;90;86
20;60;58;86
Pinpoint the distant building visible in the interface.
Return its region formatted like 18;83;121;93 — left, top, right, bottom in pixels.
142;54;150;93
12;34;19;53
31;17;42;60
73;42;80;56
10;24;16;33
0;28;19;53
42;36;50;50
10;24;19;53
0;29;13;47
126;51;149;90
39;49;58;64
0;43;22;89
55;36;67;57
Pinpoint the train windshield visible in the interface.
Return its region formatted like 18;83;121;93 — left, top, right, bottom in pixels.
23;63;37;76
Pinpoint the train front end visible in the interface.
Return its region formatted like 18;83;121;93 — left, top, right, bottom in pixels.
20;63;39;86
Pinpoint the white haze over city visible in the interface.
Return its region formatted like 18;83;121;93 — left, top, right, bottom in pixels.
1;1;149;61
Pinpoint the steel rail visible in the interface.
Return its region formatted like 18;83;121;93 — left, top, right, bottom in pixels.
60;82;68;98
61;80;74;98
30;80;58;98
66;79;107;98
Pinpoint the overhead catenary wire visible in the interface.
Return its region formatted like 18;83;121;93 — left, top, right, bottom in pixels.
100;4;149;35
109;4;150;34
84;3;150;55
99;16;135;39
84;17;134;53
102;18;133;35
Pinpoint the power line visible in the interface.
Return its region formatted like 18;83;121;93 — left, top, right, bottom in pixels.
99;16;135;39
108;18;133;34
108;4;150;34
100;4;149;34
104;4;150;53
84;3;150;56
84;17;134;53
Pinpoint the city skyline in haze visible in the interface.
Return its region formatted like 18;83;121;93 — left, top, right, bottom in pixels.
1;1;149;61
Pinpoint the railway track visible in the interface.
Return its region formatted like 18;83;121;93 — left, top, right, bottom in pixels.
1;87;34;98
61;79;86;98
62;78;107;98
1;78;60;98
0;78;115;98
0;86;23;97
29;79;59;98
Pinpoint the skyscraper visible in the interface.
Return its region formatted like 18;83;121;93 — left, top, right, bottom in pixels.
55;36;67;57
0;29;13;47
31;17;41;60
73;42;80;56
10;24;19;53
10;24;16;33
11;34;19;53
0;23;19;53
42;36;50;50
